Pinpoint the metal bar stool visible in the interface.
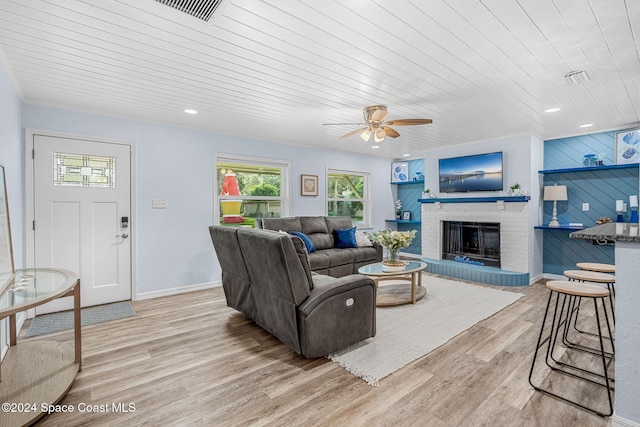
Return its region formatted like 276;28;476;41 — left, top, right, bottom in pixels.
564;269;616;325
576;262;615;274
529;280;614;417
575;263;616;299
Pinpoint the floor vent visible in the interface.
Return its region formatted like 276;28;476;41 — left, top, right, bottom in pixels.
155;0;226;21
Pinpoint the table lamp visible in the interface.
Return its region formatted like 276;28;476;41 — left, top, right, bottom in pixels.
544;184;568;227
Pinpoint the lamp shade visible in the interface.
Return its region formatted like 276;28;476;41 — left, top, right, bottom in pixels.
543;185;568;201
360;128;372;142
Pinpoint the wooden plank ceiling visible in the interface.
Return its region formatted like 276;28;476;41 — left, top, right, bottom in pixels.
0;0;638;159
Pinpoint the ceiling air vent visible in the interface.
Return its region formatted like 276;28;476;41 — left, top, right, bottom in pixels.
155;0;226;22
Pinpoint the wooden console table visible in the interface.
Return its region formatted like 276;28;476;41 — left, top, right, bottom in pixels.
0;268;80;426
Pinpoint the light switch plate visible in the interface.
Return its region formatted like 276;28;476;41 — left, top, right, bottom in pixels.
152;198;167;209
582;203;589;211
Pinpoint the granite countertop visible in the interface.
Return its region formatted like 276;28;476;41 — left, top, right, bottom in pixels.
569;222;640;243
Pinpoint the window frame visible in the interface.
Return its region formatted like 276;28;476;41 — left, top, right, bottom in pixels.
326;168;371;227
213;154;290;225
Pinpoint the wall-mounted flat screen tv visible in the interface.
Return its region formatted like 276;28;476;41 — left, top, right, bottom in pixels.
438;152;503;193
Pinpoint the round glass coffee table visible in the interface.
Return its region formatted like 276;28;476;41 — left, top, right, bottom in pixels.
358;261;427;306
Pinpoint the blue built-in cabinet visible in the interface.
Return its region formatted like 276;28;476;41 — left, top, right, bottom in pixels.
542;131;640;275
387;158;424;255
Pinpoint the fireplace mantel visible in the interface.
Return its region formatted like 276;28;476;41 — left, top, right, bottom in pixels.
420;196;530;204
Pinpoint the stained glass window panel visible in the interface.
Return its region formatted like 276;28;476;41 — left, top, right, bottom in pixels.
53;152;116;188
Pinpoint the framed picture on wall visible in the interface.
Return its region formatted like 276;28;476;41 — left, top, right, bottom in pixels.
391;162;409;183
300;174;318;196
615;128;640;164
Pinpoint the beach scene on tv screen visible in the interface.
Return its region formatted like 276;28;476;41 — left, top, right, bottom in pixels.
439;152;503;193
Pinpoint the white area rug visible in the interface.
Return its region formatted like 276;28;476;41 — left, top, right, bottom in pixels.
327;276;523;386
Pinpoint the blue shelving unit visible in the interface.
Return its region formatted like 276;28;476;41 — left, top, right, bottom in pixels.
420;196;530;203
539;163;638;174
389;159;424;255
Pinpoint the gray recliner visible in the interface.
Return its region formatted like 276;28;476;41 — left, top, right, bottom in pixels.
209;225;376;358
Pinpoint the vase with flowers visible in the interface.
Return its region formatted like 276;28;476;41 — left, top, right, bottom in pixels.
365;229;417;271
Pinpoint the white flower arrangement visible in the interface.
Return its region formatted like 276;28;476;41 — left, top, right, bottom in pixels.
365;229;417;265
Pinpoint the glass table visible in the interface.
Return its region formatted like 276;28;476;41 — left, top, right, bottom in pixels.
0;268;81;426
358;261;427;306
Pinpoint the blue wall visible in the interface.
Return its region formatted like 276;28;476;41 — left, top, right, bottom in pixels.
544;131;616;169
542;132;640;275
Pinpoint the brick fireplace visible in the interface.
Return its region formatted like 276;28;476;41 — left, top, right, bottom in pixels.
422;199;532;275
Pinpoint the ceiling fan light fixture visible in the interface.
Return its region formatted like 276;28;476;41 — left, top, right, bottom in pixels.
360;128;372;142
325;105;432;142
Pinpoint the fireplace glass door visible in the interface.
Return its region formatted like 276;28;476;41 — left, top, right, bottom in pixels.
442;221;500;267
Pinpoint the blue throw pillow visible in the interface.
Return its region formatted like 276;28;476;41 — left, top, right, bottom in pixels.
334;226;357;249
289;231;316;253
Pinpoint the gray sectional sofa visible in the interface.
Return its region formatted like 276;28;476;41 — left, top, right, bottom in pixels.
209;225;377;358
257;216;383;277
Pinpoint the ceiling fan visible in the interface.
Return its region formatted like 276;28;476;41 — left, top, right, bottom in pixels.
323;105;432;143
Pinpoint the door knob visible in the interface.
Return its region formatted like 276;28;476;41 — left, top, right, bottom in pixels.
115;233;129;238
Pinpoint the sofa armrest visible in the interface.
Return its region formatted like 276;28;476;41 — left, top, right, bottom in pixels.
299;274;375;315
372;242;383;260
297;274;376;357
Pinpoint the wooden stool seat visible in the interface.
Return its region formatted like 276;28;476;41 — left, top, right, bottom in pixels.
563;269;615;283
576;262;615;273
546;280;610;298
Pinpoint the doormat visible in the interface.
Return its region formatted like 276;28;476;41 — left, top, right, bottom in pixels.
26;301;136;337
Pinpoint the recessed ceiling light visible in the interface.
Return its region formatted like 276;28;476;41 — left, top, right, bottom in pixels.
580;123;594;128
184;109;198;114
545;107;561;113
371;145;380;149
402;153;411;157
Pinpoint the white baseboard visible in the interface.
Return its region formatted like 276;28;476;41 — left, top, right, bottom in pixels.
543;273;567;281
613;415;640;427
135;281;222;301
529;273;544;284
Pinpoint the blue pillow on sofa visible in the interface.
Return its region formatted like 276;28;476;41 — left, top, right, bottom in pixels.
334;226;357;249
289;231;316;253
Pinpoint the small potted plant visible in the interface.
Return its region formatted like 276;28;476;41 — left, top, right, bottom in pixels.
510;183;520;195
395;199;402;219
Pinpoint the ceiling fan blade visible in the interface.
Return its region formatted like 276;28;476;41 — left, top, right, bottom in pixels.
383;126;400;138
384;119;432;126
340;128;368;139
323;122;366;126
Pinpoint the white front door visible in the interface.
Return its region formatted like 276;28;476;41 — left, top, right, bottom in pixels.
31;134;132;311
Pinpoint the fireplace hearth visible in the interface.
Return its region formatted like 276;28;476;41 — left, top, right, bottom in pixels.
442;221;500;268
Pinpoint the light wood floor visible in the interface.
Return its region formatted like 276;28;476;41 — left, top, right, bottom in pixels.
24;275;613;427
